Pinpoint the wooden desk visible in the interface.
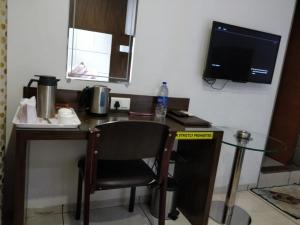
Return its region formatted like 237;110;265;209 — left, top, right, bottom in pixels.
2;88;223;225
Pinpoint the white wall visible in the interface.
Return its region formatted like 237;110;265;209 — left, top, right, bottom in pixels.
7;0;296;207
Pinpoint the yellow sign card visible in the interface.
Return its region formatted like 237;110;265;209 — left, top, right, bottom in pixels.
176;131;214;140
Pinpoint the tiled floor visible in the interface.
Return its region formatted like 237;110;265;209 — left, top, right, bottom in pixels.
26;206;151;225
26;191;300;225
209;191;300;225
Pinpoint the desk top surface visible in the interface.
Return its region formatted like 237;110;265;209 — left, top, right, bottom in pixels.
20;87;222;135
15;110;222;134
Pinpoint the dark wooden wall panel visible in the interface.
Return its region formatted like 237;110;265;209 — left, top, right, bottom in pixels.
23;87;190;113
109;35;131;80
267;3;300;164
73;0;127;35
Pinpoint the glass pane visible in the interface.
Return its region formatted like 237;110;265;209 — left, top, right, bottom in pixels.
218;126;286;153
67;28;112;82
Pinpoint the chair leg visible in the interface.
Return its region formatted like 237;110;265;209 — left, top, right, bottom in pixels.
158;180;167;225
75;171;83;220
129;186;136;212
83;182;91;225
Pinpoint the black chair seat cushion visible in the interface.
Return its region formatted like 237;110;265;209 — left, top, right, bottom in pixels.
78;157;156;189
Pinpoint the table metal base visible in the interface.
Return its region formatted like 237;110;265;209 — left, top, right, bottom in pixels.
210;201;251;225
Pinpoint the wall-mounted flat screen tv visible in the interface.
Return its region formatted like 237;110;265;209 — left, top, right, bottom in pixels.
203;21;281;84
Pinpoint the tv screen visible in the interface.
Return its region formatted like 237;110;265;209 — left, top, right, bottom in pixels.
203;21;281;84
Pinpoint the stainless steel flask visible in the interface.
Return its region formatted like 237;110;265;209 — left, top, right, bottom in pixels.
27;75;60;118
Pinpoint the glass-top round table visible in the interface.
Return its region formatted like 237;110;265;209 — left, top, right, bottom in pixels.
209;127;286;225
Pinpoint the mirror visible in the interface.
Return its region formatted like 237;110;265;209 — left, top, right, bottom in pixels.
67;0;138;83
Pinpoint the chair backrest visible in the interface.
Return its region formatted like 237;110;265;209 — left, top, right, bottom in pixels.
86;120;175;191
94;120;170;160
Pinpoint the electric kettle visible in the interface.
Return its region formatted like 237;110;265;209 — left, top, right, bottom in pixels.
27;75;60;118
80;85;111;115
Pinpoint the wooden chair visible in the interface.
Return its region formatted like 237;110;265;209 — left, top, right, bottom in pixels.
75;120;175;225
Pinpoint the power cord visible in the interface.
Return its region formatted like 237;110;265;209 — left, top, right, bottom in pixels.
151;158;158;172
203;77;229;90
203;77;216;85
114;101;120;110
138;202;154;225
61;204;65;225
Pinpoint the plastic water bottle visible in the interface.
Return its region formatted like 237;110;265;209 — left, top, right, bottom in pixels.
155;82;169;118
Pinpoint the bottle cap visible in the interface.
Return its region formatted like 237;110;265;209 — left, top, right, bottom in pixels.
162;81;167;84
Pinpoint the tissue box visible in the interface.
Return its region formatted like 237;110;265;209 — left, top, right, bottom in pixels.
17;97;38;123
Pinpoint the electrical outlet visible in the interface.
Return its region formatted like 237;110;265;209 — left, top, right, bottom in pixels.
110;97;131;110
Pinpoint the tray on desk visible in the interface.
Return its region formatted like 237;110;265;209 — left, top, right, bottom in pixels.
13;107;81;129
